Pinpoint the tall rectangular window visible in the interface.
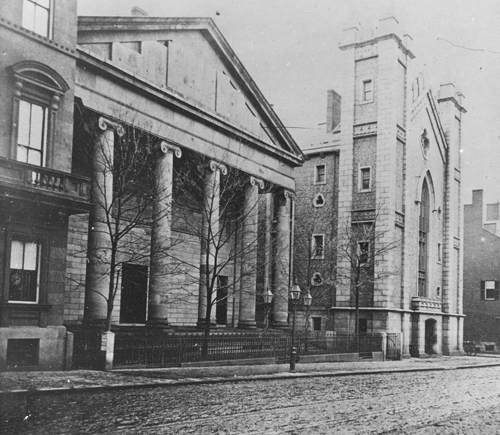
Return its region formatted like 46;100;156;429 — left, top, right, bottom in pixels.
315;164;326;184
22;0;51;38
359;167;371;191
17;100;47;167
9;240;41;303
312;235;324;259
362;79;373;102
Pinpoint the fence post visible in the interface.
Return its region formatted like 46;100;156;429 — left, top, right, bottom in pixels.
380;332;387;361
100;331;115;371
397;332;403;360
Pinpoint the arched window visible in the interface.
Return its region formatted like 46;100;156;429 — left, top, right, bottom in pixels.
10;61;69;167
418;180;430;296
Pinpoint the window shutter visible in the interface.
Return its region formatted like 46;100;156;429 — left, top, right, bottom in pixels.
480;281;485;300
495;281;500;300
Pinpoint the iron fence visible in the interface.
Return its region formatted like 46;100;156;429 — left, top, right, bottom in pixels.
113;332;291;368
386;333;401;360
70;330;101;370
70;330;390;369
295;333;382;359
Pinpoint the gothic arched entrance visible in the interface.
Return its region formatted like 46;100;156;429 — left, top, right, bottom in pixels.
425;319;437;355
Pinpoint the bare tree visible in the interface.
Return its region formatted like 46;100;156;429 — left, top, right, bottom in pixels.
169;151;269;346
74;114;180;331
292;182;337;333
336;206;400;334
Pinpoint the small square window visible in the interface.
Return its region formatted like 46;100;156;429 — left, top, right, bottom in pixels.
312;235;324;259
312;317;322;331
315;164;326;184
359;167;372;191
7;339;39;370
484;280;496;301
362;79;373;102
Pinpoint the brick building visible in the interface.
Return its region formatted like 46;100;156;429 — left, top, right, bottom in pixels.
463;190;500;350
294;16;465;357
0;3;303;370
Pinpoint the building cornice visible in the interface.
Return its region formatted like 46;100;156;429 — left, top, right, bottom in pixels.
76;16;303;162
339;33;415;59
76;50;303;166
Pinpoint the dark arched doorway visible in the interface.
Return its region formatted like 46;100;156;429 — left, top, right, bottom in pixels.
425;319;437;355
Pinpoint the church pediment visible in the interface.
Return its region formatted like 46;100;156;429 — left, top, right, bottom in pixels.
77;17;302;161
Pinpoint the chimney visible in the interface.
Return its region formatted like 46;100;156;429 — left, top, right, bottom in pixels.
326;90;341;132
132;6;148;16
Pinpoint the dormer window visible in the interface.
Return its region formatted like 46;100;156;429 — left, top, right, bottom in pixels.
22;0;51;39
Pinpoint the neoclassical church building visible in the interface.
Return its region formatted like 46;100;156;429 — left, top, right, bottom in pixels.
0;2;302;370
295;16;465;357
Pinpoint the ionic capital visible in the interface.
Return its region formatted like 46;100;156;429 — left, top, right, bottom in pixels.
276;188;294;205
98;116;125;137
159;141;182;158
249;176;265;190
209;160;228;175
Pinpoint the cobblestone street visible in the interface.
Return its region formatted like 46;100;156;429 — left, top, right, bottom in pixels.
2;364;500;434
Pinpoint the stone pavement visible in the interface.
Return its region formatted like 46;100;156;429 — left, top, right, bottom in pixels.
1;354;500;395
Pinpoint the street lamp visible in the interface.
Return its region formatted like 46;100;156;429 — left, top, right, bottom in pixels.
289;280;301;372
303;290;312;353
263;287;273;330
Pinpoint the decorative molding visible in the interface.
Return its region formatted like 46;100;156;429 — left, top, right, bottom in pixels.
159;141;182;158
396;125;406;143
352;209;376;222
395;211;405;228
353;122;377;137
209;160;228;175
354;43;378;60
98;116;125;137
249;176;264;190
411;297;442;312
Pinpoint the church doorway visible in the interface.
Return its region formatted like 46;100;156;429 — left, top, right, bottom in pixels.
120;264;148;324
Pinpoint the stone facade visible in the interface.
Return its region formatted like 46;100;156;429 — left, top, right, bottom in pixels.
0;5;303;370
295;16;465;357
463;190;500;350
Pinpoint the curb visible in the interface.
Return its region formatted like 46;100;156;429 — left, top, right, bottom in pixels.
2;361;500;397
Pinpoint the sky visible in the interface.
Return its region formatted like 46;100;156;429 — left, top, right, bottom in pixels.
77;0;500;205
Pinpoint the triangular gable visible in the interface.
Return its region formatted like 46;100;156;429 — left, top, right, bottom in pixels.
77;16;303;163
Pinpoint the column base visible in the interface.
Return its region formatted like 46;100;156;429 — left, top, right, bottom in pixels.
237;321;257;329
197;319;217;328
82;319;107;330
146;320;171;330
271;321;290;329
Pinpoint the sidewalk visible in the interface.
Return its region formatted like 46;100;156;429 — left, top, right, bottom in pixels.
1;355;500;395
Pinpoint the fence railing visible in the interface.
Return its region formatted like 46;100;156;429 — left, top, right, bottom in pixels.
71;330;389;370
386;333;402;360
70;330;101;370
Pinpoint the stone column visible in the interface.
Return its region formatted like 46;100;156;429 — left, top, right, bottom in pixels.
197;161;227;327
272;188;292;328
147;141;182;328
84;117;124;326
238;176;264;329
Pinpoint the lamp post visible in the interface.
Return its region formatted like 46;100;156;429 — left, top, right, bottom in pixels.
263;287;273;330
289;280;301;372
303;290;312;353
